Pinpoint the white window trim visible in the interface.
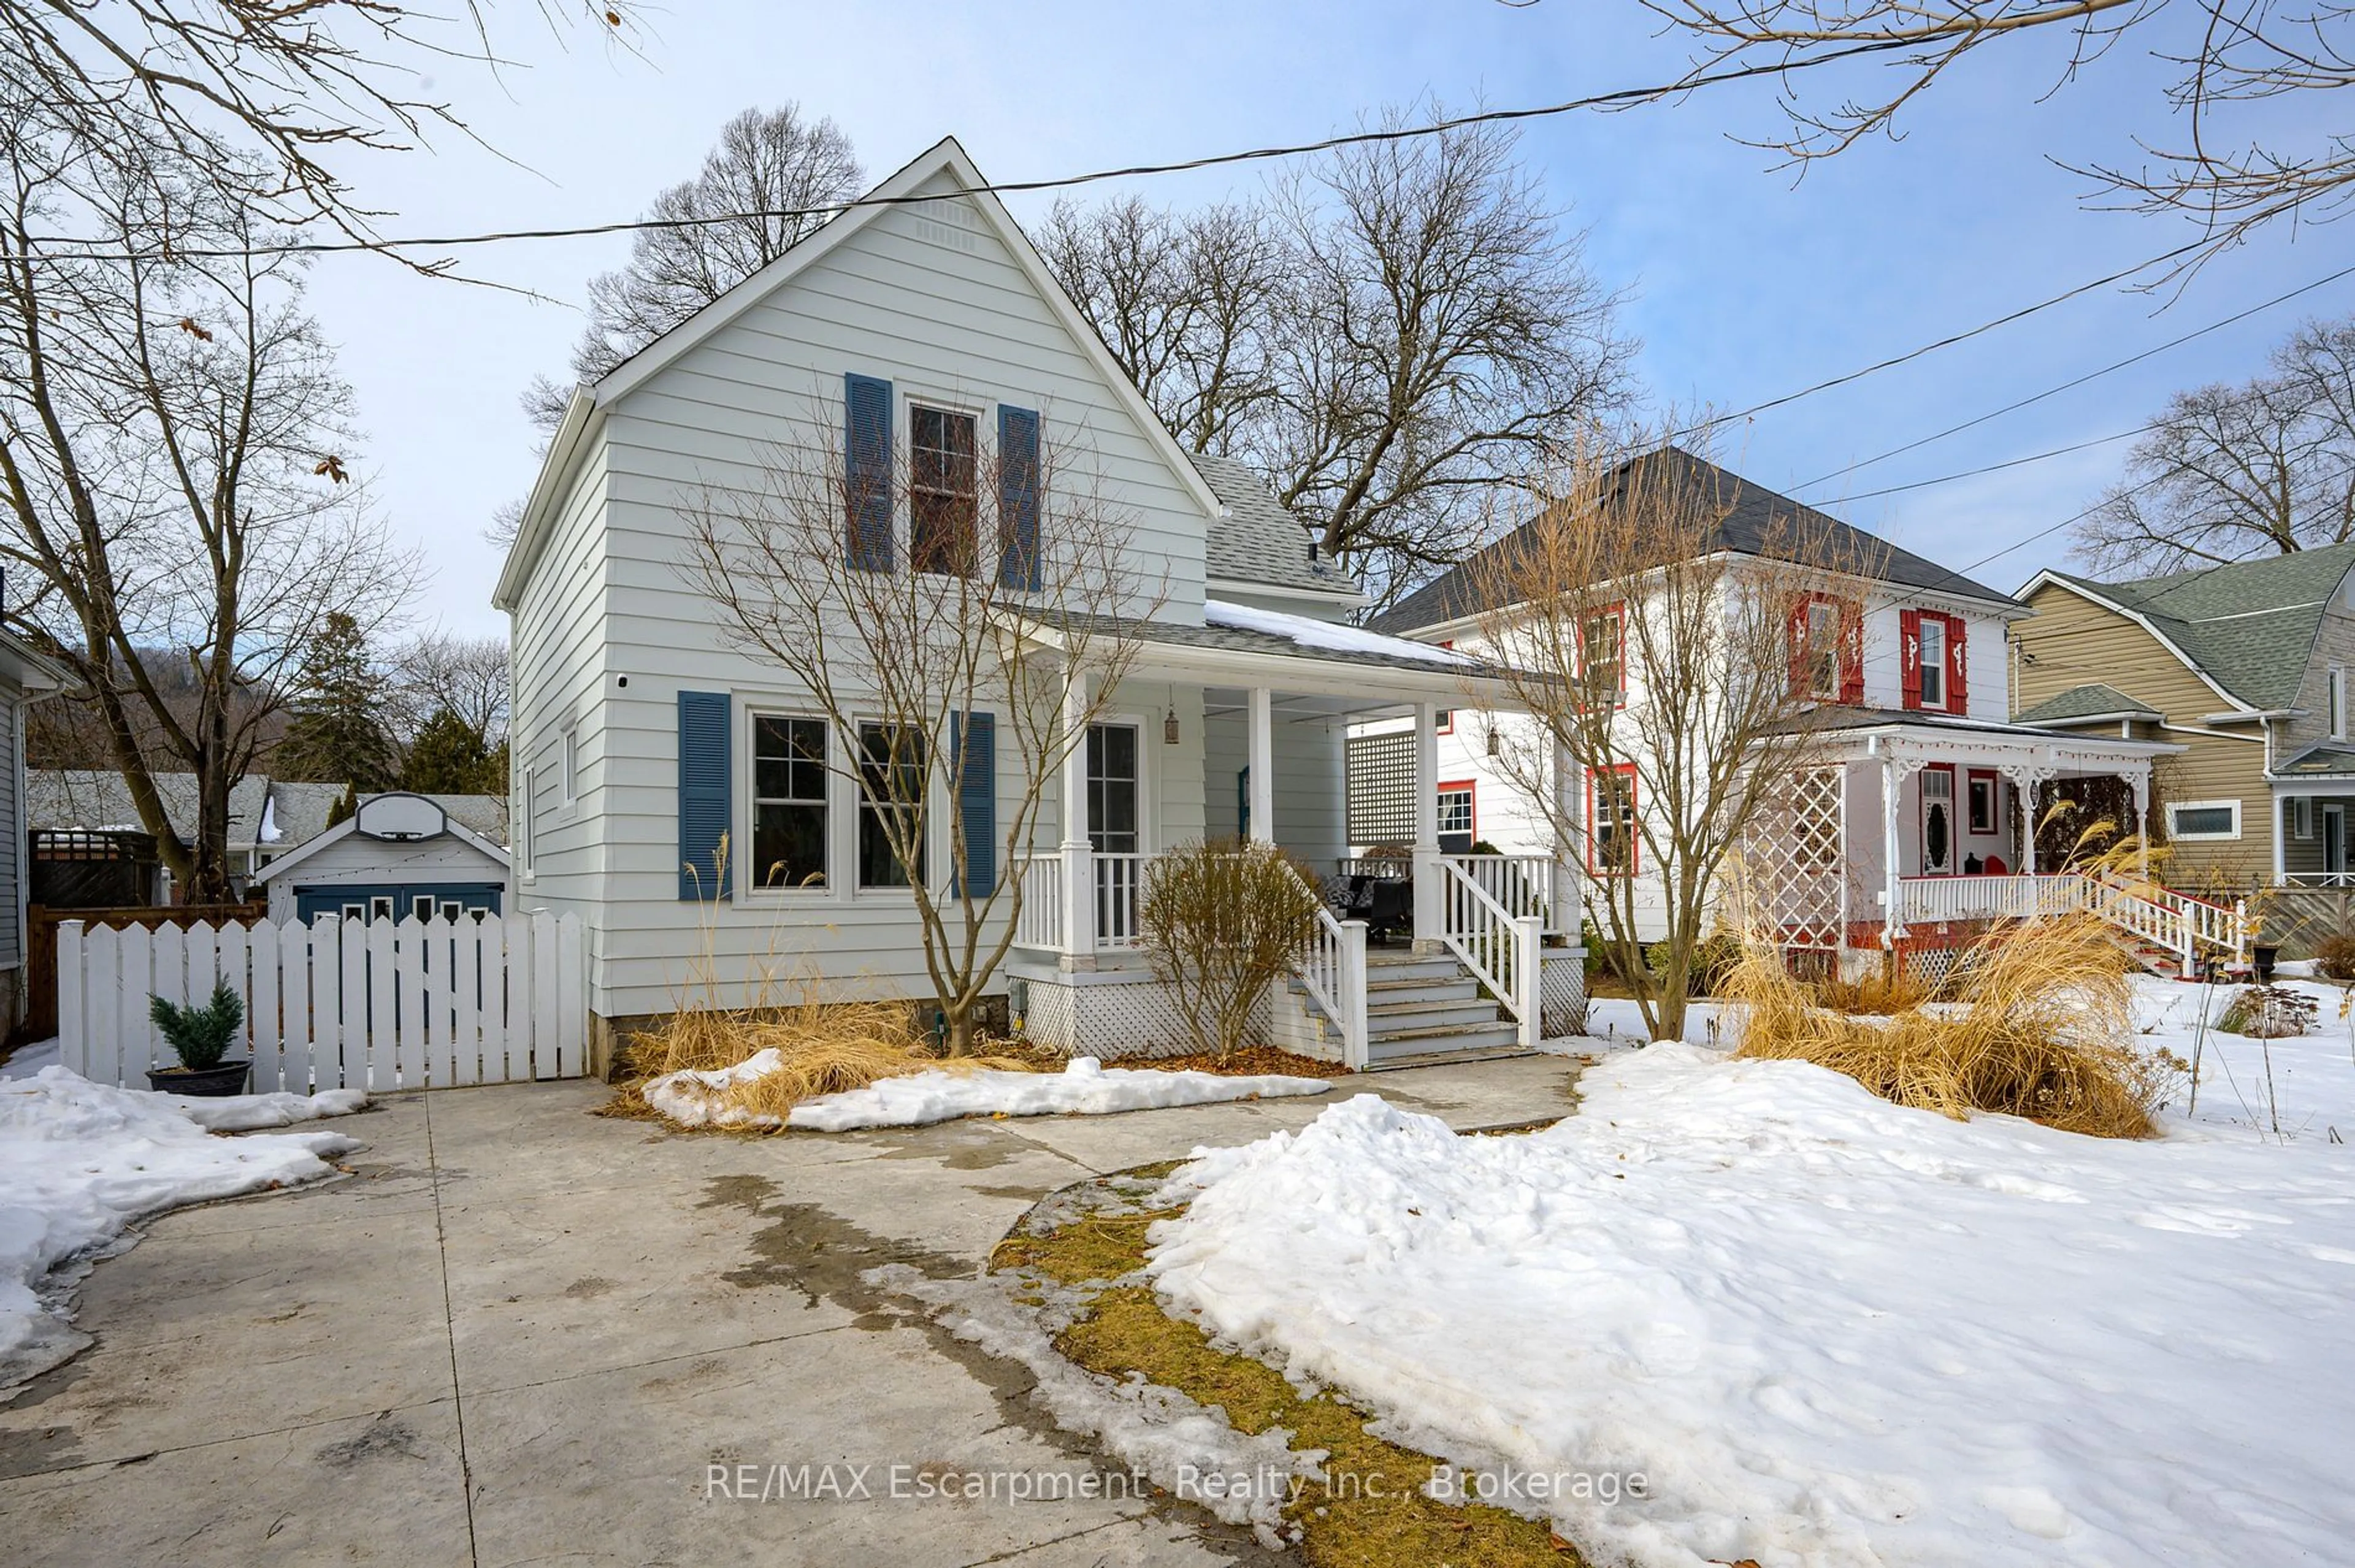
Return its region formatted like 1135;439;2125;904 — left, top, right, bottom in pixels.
899;383;995;576
851;714;936;900
2166;798;2243;841
1918;616;1947;711
560;725;579;809
2296;795;2315;840
518;763;537;879
2331;665;2347;741
1082;712;1155;862
738;706;838;903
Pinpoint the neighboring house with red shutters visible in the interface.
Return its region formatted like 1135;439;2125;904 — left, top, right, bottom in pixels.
494;137;1580;1071
1348;448;2177;976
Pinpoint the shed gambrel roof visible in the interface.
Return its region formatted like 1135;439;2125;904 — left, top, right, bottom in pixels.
2026;542;2355;713
2012;683;2164;726
1368;446;2019;636
1189;451;1357;600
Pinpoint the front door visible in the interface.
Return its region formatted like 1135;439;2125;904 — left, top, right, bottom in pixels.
1920;765;1956;874
2327;803;2347;879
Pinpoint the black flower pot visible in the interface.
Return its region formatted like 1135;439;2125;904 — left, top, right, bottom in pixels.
147;1060;252;1097
2252;944;2280;984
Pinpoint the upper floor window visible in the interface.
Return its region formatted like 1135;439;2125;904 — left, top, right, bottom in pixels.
2331;665;2346;740
910;405;978;576
1903;608;1967;714
1918;616;1946;709
1790;595;1855;702
1580;604;1626;704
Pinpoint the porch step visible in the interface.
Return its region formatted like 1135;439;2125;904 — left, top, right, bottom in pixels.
1360;951;1469;983
1363;1020;1525;1066
1367;997;1502;1036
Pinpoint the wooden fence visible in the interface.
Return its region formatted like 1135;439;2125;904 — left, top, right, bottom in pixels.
2256;889;2355;959
58;910;586;1092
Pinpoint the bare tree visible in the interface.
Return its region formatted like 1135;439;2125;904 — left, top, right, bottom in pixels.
2077;313;2355;573
526;105;862;427
685;413;1164;1054
388;632;511;746
1043;112;1633;608
1471;435;1868;1040
0;0;640;250
0;104;418;901
1638;1;2355;261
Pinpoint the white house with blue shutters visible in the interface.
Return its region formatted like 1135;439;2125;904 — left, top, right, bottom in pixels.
493;137;1582;1071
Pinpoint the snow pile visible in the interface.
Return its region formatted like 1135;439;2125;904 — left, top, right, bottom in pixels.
1204;599;1476;667
649;1052;1330;1132
1148;1036;2355;1566
0;1066;363;1388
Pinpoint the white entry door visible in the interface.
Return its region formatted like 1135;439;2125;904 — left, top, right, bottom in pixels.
1920;766;1956;874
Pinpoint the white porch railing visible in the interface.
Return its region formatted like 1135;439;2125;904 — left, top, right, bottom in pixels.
1012;853;1065;950
1338;855;1413;881
2281;870;2355;888
1435;859;1542;1047
1440;852;1558;933
1892;873;2248;976
1094;852;1146;949
1291;879;1370;1069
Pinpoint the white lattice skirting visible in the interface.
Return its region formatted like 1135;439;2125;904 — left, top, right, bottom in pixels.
1010;964;1285;1060
1540;949;1588;1039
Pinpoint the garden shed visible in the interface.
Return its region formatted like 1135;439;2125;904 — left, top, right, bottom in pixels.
253;791;509;925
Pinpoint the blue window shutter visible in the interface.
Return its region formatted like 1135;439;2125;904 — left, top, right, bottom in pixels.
677;690;732;900
846;373;894;572
953;711;997;897
997;405;1040;591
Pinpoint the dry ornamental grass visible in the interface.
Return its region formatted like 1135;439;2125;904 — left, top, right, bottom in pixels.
1728;914;2183;1140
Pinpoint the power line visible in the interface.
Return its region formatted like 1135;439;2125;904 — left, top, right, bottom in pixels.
1792;261;2355;494
1825;424;2153;505
20;35;1928;265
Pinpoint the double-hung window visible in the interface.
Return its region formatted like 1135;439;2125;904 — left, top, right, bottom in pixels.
752;716;829;890
1918;616;1947;709
1797;599;1842;700
1581;605;1626;705
1589;765;1637;875
857;722;927;889
910;406;978;576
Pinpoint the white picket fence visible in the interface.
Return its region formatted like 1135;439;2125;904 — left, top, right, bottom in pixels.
58;911;587;1092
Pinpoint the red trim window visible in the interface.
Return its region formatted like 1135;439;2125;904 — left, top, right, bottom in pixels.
1902;610;1969;714
1577;602;1628;707
1437;779;1476;844
1788;593;1863;703
1436;640;1456;733
1587;763;1638;876
1967;768;1999;835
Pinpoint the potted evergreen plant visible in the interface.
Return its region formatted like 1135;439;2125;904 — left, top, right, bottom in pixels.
145;982;251;1096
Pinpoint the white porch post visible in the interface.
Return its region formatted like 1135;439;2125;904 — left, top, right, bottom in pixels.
1059;671;1095;968
1880;752;1904;948
1246;686;1275;845
1412;702;1442;950
2015;771;2039;878
2272;787;2288;888
2130;768;2153;882
1552;738;1581;940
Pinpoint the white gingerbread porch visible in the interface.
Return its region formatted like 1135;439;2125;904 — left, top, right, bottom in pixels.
1744;713;2248;979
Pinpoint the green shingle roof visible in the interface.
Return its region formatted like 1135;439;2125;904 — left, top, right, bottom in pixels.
2013;683;2162;725
2039;543;2355;711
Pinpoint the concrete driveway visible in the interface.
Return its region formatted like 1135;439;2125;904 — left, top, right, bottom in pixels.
0;1057;1580;1567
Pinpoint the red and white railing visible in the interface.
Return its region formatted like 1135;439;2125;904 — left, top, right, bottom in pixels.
1893;872;2248;976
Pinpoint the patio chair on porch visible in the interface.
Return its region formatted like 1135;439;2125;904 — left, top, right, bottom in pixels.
1339;873;1415;944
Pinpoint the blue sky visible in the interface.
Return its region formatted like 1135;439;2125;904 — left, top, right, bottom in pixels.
310;0;2348;635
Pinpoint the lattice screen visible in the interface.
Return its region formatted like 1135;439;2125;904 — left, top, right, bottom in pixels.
1738;765;1847;950
1347;731;1417;846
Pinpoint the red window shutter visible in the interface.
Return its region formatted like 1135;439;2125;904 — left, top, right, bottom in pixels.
1945;614;1967;714
1899;608;1923;710
1838;600;1864;706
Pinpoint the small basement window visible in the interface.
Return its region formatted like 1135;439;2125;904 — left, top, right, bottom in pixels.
2166;800;2241;841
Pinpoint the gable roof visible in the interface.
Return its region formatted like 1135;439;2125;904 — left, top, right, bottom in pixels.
1368;446;2021;637
26;771;347;851
2022;541;2355;713
496;137;1225;611
1189;452;1358;600
253;794;509;884
2012;683;2164;727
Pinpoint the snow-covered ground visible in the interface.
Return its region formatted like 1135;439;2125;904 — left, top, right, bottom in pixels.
645;1052;1331;1131
1147;974;2355;1567
0;1067;365;1389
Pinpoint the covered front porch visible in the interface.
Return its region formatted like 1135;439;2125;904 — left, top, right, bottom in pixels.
1003;613;1583;1066
1745;713;2216;979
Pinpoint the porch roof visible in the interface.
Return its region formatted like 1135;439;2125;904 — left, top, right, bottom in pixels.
1769;704;2181;767
1019;603;1544;708
2272;742;2355;780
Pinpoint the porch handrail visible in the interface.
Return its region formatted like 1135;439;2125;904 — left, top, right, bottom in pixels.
1011;852;1065;951
1439;852;1558;933
1891;870;2248;976
1290;881;1369;1070
1435;859;1542;1047
1093;852;1147;950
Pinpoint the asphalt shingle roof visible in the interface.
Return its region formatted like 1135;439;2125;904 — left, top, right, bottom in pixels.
2276;743;2355;778
1188;451;1358;600
29;771;356;850
2039;543;2355;712
1369;446;2020;636
2013;683;2163;725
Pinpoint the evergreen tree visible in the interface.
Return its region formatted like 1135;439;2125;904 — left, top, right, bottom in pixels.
275;613;397;790
398;707;504;794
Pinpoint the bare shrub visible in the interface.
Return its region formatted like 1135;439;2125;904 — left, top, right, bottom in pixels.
1729;915;2180;1139
2313;934;2355;982
1139;839;1324;1058
2217;986;2318;1039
